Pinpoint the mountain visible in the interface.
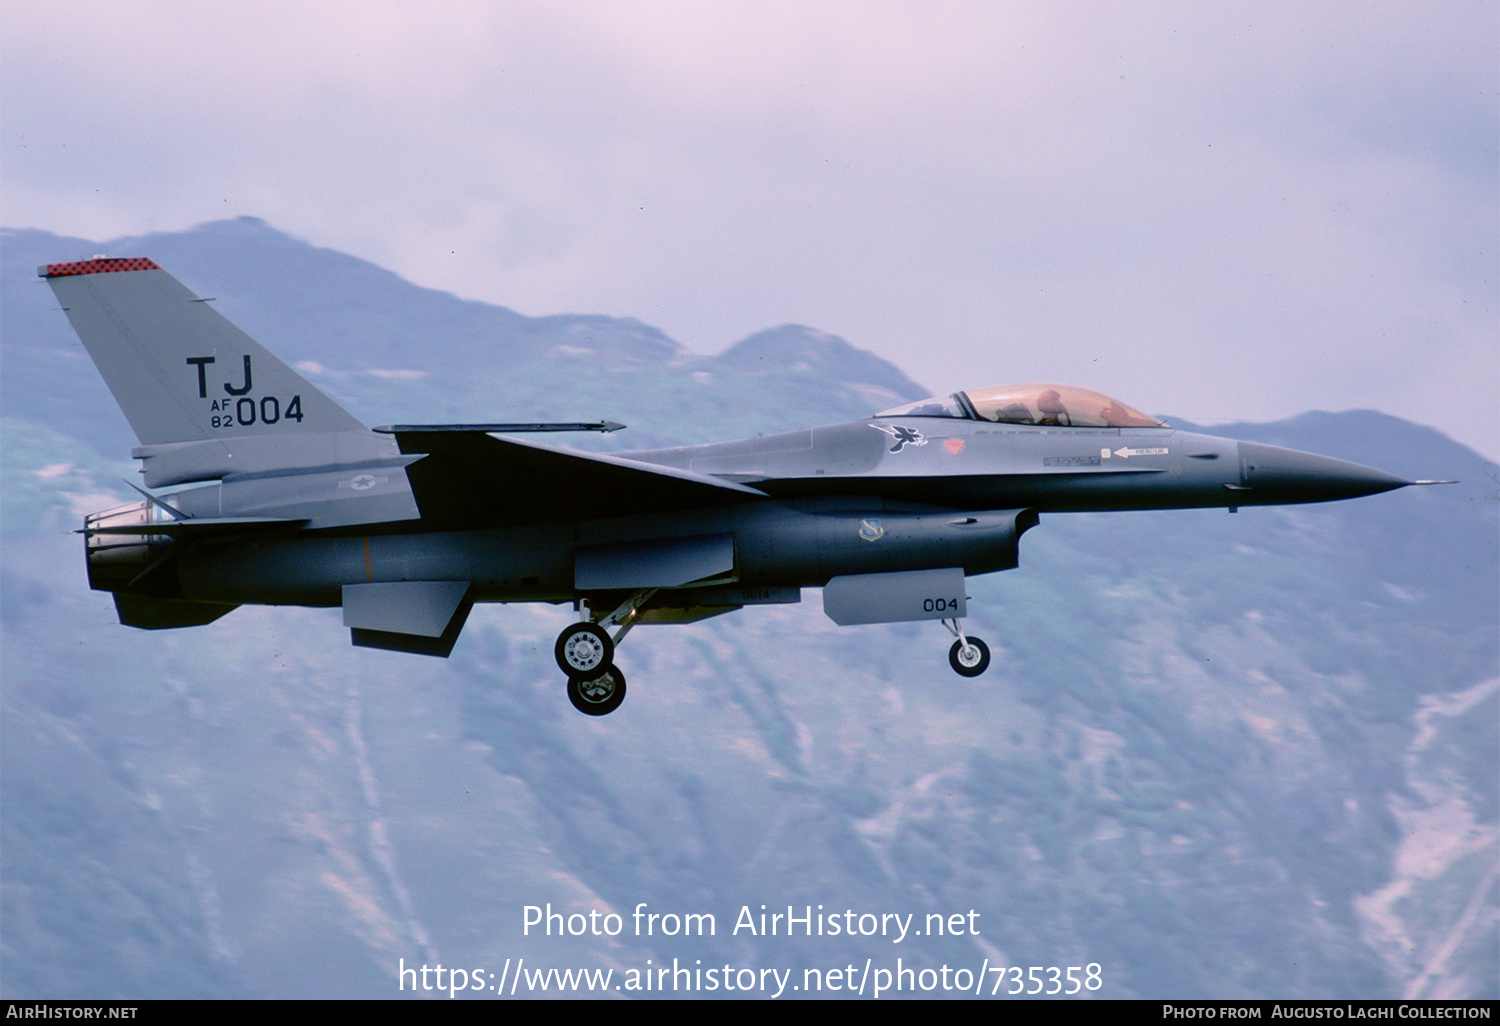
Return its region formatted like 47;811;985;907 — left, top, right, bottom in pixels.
1;221;1495;999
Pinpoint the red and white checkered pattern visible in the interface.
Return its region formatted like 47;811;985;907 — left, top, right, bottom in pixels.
40;257;161;278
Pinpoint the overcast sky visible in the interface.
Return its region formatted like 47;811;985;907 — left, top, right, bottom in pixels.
3;1;1495;456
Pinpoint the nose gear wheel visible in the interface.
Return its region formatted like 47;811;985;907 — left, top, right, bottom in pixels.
942;617;990;677
949;637;990;677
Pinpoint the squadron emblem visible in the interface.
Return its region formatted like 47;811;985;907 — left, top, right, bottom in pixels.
870;423;927;453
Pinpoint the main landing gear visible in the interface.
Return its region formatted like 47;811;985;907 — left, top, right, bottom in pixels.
942;618;990;678
566;665;627;716
554;590;655;716
555;621;613;678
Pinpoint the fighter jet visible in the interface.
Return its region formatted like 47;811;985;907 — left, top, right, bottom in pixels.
45;257;1445;715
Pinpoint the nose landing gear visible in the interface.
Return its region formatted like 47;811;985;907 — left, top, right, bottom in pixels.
942;618;990;678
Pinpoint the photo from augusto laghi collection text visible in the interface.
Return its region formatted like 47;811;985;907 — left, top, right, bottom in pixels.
396;901;1098;998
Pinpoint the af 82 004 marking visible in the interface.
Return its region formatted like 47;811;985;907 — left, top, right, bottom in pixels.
208;395;304;429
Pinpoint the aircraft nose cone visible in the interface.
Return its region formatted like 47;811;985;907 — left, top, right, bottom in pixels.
1237;441;1409;504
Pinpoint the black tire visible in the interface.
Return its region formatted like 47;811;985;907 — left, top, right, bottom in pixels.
949;636;990;677
555;621;614;676
567;666;627;716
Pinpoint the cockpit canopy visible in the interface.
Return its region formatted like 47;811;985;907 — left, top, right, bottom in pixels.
877;383;1165;429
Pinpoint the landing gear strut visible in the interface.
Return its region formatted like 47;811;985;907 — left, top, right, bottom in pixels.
554;590;656;715
943;618;990;678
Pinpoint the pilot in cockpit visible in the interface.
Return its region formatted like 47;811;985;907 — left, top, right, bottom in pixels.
1036;389;1072;427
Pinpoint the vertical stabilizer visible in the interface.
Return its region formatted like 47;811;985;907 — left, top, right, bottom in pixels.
41;258;363;445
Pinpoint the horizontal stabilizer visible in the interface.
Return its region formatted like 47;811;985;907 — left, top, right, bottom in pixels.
342;581;471;636
344;581;474;658
392;430;765;529
349;626;468;657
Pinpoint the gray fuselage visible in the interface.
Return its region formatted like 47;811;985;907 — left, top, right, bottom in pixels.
112;416;1402;611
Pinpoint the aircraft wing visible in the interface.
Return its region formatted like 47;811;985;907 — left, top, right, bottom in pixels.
388;429;768;529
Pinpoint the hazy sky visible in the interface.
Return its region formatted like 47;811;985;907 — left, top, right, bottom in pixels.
4;1;1496;455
